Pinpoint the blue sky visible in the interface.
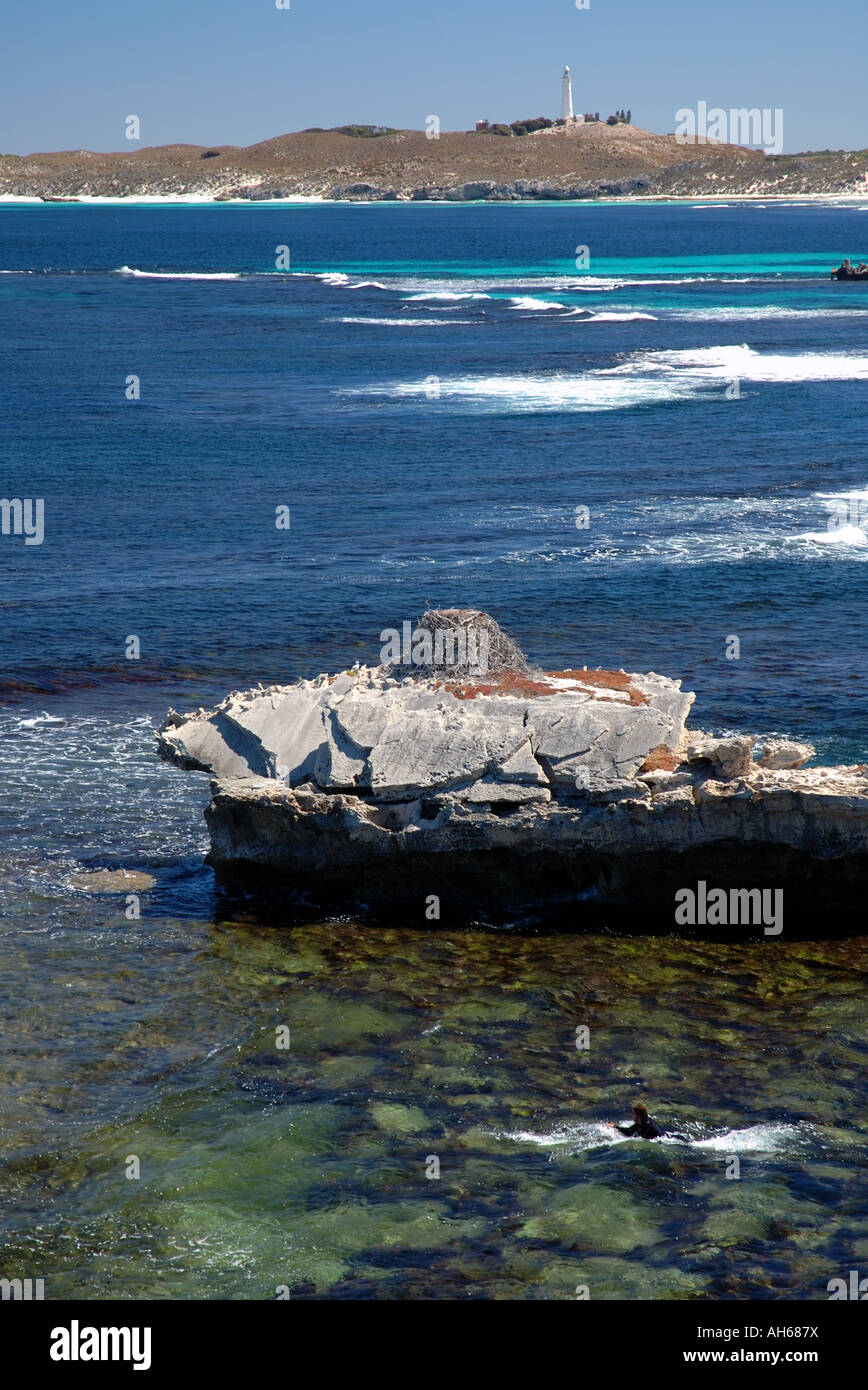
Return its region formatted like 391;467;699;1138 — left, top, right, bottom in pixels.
2;0;865;155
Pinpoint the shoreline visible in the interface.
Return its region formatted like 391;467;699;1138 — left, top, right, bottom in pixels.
3;192;868;208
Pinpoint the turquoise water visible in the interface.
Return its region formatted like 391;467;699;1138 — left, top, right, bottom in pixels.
1;201;867;1298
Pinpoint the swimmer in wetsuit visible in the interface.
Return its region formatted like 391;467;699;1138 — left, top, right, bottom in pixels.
610;1102;663;1139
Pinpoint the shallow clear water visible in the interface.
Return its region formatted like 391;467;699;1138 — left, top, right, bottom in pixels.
2;882;866;1298
1;202;867;1298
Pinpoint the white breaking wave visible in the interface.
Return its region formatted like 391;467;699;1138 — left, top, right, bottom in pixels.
670;305;868;321
299;272;774;304
508;296;567;311
558;276;624;290
393;274;597;296
355;341;868;415
798;523;868;547
782;481;868;555
608;343;868;383
404;290;492;301
337;316;476;326
294;271;390;289
567;309;658;322
115;265;240;281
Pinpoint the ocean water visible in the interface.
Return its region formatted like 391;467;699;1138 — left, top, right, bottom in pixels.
1;201;867;1299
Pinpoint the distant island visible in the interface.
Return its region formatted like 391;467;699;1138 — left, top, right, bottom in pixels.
3;122;868;202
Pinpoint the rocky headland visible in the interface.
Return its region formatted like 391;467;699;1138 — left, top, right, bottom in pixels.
5;124;868;202
156;612;868;929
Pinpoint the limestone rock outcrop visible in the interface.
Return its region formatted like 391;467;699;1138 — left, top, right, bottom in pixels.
157;664;692;802
155;612;868;924
756;738;816;770
687;735;754;781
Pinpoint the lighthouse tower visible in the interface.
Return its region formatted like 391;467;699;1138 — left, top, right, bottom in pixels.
561;66;574;122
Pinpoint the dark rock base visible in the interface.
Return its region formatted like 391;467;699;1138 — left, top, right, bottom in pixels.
206;842;868;938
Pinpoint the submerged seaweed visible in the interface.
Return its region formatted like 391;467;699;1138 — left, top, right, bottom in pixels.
0;904;865;1300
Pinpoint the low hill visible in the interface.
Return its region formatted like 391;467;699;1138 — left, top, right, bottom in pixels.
2;123;867;201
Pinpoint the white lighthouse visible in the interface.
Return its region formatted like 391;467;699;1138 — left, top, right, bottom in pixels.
561;66;574;122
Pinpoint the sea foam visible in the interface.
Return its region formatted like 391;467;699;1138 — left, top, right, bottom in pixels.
366;373;692;412
499;1120;810;1156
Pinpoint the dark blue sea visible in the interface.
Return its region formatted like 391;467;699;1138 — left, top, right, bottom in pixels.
1;201;866;1299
